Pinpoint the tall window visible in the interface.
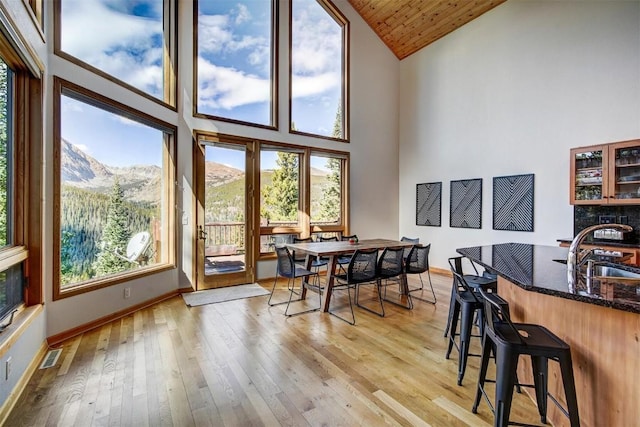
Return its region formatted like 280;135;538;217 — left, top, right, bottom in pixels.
0;22;43;319
54;79;175;298
56;0;177;106
310;153;343;226
290;0;348;141
259;144;348;255
0;59;22;320
196;0;276;128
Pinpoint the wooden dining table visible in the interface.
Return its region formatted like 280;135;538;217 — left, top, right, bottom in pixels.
285;238;415;312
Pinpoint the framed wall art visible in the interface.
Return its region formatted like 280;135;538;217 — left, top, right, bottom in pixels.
450;179;482;229
416;182;442;226
493;173;534;232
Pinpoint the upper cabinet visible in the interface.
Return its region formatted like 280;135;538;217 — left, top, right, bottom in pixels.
571;139;640;205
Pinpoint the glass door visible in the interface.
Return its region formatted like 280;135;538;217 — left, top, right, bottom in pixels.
195;138;255;289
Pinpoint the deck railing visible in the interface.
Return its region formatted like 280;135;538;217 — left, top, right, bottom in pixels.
204;222;245;254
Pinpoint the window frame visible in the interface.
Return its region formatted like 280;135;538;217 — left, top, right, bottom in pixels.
258;141;349;258
52;77;177;300
193;0;279;130
289;0;350;143
53;0;178;110
0;4;43;313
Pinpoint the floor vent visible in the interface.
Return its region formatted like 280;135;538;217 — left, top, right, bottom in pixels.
39;348;62;369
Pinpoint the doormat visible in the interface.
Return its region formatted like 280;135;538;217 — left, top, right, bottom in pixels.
183;283;270;307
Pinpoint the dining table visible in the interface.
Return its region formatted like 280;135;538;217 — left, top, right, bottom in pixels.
285;238;416;312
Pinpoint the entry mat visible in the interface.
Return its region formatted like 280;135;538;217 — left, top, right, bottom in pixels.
182;283;270;307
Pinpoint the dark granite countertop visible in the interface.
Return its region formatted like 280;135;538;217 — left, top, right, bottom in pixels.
557;237;640;248
457;243;640;314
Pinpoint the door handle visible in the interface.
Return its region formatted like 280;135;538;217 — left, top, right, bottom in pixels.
198;225;208;240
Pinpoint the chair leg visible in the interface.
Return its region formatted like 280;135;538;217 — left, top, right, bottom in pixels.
284;275;321;317
443;280;457;337
457;304;475;386
494;351;519;427
355;280;385;317
558;351;581;427
408;271;437;304
269;276;296;306
531;355;549;424
472;334;494;414
328;285;356;325
446;301;461;359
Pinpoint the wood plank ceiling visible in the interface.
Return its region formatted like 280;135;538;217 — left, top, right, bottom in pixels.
348;0;508;60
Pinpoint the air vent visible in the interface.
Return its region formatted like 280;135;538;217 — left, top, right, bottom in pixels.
39;348;62;369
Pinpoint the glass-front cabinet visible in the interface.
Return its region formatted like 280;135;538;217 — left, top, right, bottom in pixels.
571;145;607;204
610;140;640;203
571;139;640;205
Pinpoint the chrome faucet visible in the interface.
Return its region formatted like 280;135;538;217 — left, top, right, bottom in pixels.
567;223;633;291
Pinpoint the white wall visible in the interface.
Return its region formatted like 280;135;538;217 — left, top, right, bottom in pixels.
398;0;640;270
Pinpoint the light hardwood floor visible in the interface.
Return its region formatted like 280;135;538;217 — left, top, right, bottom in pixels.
6;273;543;426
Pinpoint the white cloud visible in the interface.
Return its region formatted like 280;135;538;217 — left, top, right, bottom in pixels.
234;4;251;25
197;59;270;110
61;0;163;97
291;73;340;98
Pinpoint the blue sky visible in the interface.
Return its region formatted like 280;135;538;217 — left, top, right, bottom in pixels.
60;0;342;169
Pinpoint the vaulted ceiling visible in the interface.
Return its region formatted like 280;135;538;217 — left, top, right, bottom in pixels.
348;0;508;60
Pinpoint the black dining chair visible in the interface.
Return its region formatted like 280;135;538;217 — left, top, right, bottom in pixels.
268;246;320;316
404;244;436;304
320;235;351;274
376;246;412;310
292;237;327;292
329;248;378;325
400;236;419;261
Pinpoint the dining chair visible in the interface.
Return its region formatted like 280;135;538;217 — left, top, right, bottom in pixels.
292;237;327;291
319;236;350;274
268;246;320;316
400;236;419;261
375;246;412;310
404;244;436;304
329;248;378;325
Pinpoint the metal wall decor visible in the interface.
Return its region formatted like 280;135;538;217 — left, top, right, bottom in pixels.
493;173;534;232
416;182;442;226
450;179;482;229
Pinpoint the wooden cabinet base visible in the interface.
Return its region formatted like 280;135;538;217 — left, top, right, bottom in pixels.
499;277;640;427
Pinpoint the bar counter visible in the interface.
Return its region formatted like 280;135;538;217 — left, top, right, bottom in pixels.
456;243;639;427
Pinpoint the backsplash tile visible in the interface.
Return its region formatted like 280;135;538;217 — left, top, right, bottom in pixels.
574;205;640;242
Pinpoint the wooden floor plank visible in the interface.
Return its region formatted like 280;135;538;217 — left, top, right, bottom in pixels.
6;273;544;426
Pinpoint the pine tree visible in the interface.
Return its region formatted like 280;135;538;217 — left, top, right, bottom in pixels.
317;103;343;221
318;157;341;221
261;152;299;222
93;180;132;276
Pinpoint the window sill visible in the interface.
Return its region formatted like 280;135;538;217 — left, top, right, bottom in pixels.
0;304;44;359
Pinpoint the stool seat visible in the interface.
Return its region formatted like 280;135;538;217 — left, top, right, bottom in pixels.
473;287;580;427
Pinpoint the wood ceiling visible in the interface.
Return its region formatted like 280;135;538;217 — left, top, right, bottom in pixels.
348;0;508;60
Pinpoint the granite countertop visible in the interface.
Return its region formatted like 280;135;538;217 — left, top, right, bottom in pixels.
457;243;640;314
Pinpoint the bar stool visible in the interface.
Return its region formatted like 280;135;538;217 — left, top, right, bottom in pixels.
473;287;580;427
443;256;497;338
446;260;486;386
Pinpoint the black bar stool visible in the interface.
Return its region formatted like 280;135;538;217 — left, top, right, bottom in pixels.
473;287;580;427
446;258;487;386
443;256;497;338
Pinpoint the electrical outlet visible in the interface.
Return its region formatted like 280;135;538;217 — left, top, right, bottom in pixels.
182;212;188;225
6;356;12;380
124;287;131;299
